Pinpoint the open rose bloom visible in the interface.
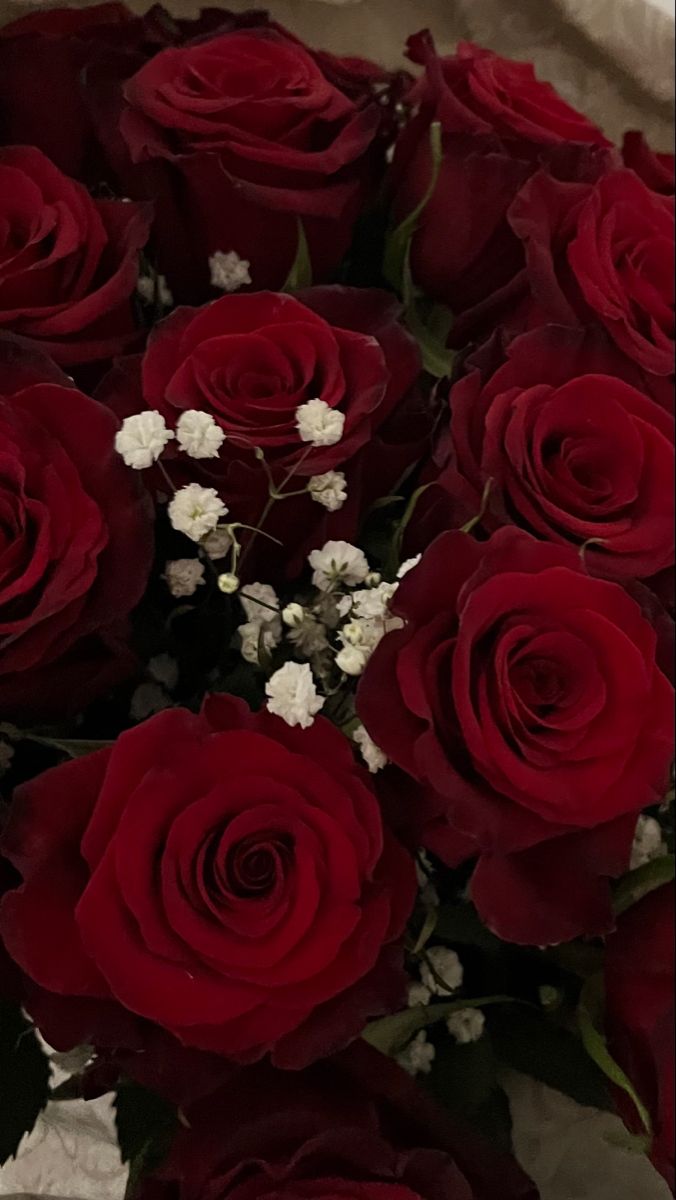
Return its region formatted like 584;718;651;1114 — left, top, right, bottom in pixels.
0;9;673;1199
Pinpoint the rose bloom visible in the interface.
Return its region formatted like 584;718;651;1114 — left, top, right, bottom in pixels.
74;11;392;301
136;1043;537;1200
0;3;134;179
0;697;416;1068
389;33;611;339
0;145;150;367
109;287;422;574
0;5;293;180
510;168;675;378
605;883;674;1190
358;528;674;944
435;324;674;581
0;335;152;720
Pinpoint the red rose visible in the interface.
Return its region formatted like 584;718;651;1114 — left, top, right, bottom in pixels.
358;528;674;944
622;132;675;195
436;324;674;581
0;697;416;1068
121;287;421;574
0;145;150;366
390;32;611;336
0;3;133;179
509;168;675;378
605;883;674;1189
0;335;152;720
137;1043;537;1200
85;19;389;301
0;5;264;180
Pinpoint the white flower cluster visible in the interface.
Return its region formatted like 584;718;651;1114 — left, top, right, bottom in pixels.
334;579;402;677
241;539;417;747
115;409;225;470
398;942;484;1075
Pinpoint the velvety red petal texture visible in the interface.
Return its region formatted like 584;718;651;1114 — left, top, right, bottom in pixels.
389;31;612;336
0;336;152;719
434;324;674;580
509;169;675;379
0;698;416;1066
0;145;151;366
134;1042;537;1200
358;527;674;944
605;883;675;1190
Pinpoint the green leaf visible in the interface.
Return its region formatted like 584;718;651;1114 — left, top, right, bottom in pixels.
404;296;455;379
383;122;443;292
363;996;520;1057
613;854;675;916
114;1081;179;1197
388;482;432;574
283;220;312;291
0;725;113;758
577;975;652;1137
490;1006;611;1111
0;1003;51;1164
460;478;494;534
412;906;439;954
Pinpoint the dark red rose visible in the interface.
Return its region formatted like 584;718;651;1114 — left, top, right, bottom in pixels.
83;19;390;301
0;3;133;178
0;696;416;1068
435;324;674;581
120;287;421;575
605;883;674;1189
0;335;152;720
509;168;675;378
0;5;268;180
389;32;611;336
622;132;675;195
0;145;150;366
137;1042;537;1200
358;528;674;944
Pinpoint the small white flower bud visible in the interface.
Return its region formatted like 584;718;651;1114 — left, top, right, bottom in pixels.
283;603;306;628
335;644;368;676
342;620;365;646
218;572;240;595
365;571;382;587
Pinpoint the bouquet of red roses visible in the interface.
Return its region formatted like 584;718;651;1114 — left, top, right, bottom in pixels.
0;6;673;1197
